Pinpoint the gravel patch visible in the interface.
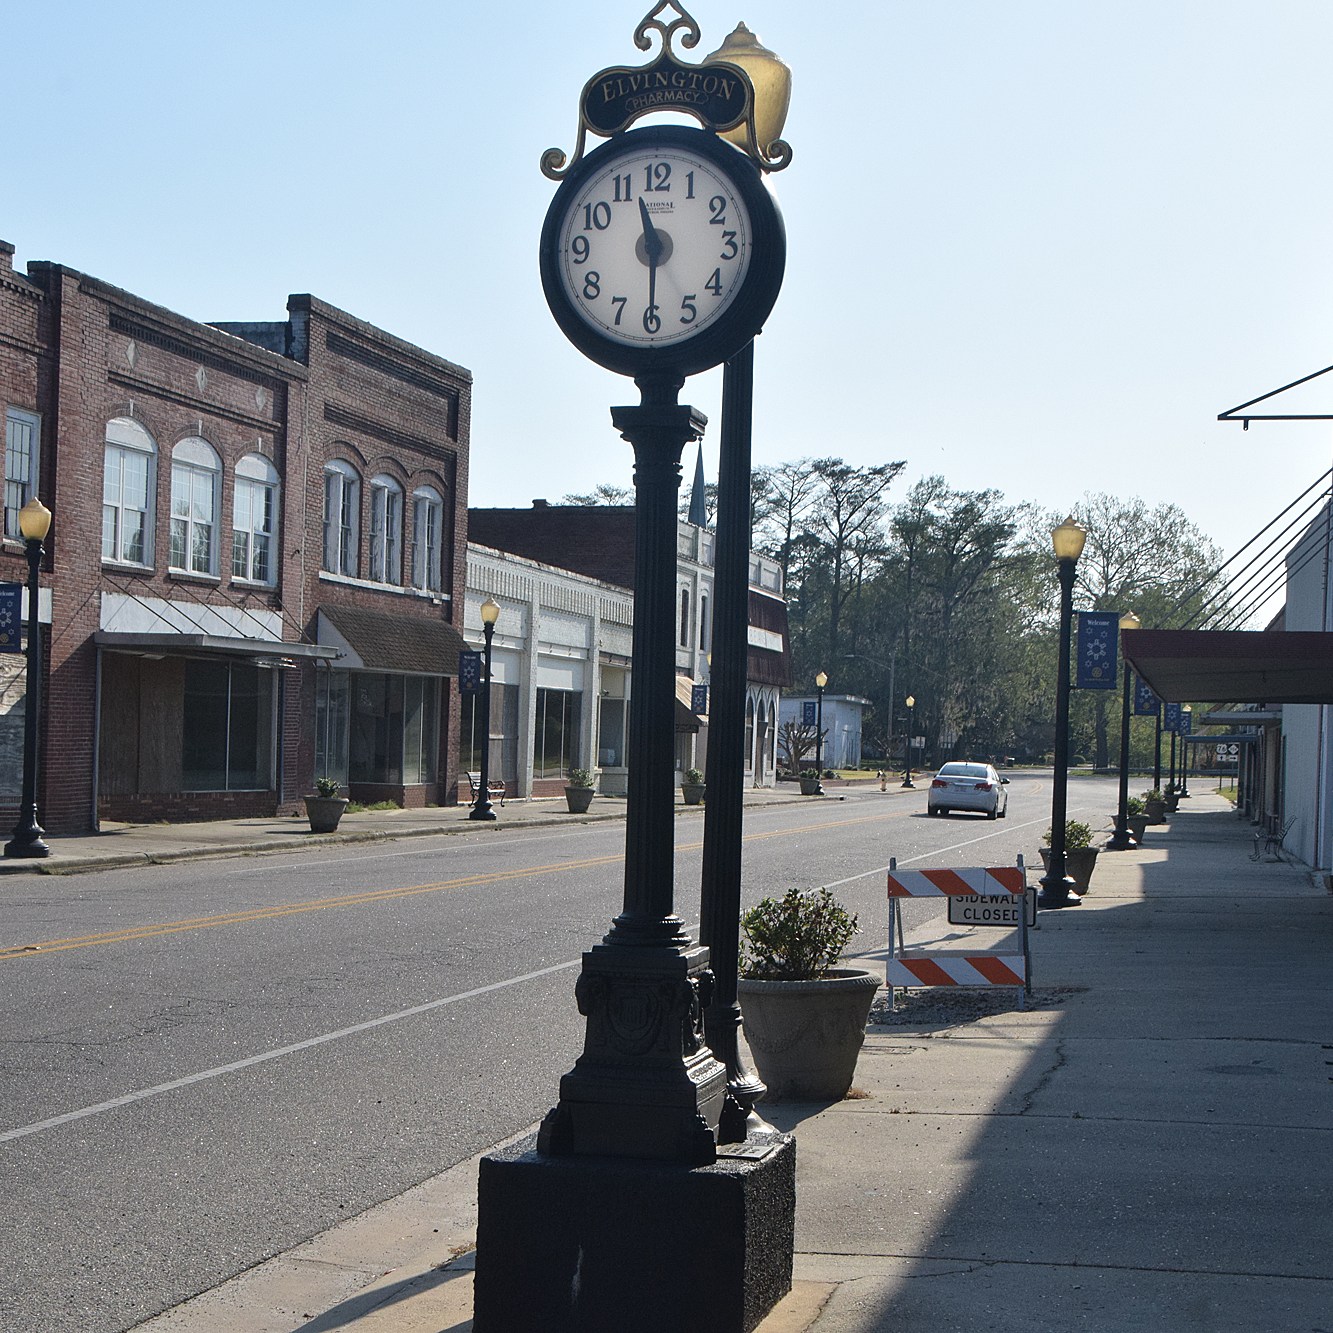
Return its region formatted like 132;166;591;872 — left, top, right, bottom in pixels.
869;985;1088;1030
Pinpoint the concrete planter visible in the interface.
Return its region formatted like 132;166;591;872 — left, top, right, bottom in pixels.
564;785;594;814
1038;845;1100;894
681;782;706;806
738;968;880;1102
1145;798;1167;824
1128;814;1149;842
304;795;348;834
798;777;821;796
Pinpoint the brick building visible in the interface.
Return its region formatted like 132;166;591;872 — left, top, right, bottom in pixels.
0;240;469;833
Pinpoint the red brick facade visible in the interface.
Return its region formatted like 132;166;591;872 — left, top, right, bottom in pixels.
0;241;470;832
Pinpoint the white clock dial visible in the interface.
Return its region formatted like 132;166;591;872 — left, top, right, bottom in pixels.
556;141;753;349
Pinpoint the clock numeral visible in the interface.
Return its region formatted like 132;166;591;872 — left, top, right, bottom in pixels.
720;230;738;261
582;271;601;300
705;268;723;296
643;304;662;334
571;236;590;265
611;296;627;326
643;161;672;192
685;171;696;200
709;195;727;225
612;173;633;203
680;295;697;325
582;201;612;231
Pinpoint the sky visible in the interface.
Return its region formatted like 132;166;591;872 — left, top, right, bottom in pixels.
11;1;1333;561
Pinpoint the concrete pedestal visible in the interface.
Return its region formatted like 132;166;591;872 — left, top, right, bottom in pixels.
473;1131;795;1332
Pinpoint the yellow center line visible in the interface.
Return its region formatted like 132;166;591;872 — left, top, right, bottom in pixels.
2;804;903;962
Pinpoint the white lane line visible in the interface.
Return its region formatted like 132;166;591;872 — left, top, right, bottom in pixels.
0;958;581;1146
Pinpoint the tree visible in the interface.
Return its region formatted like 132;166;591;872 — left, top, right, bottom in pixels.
561;484;633;506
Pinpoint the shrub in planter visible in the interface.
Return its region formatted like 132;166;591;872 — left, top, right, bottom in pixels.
564;767;595;813
1039;819;1099;893
681;767;706;806
305;777;348;833
1141;787;1168;824
798;768;822;795
737;888;879;1101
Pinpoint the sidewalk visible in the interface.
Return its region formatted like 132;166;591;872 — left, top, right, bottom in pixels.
130;793;1333;1331
0;780;836;877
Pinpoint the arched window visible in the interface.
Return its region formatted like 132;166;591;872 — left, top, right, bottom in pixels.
767;700;778;771
744;697;755;772
232;453;279;584
699;592;710;654
679;587;691;647
411;484;445;592
103;417;157;566
369;474;403;584
323;459;360;575
170;437;222;574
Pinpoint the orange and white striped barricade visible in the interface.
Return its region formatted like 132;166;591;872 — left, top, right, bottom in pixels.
885;856;1032;1010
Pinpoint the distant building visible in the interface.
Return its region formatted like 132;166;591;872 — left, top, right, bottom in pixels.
778;693;872;771
465;502;791;794
0;240;469;832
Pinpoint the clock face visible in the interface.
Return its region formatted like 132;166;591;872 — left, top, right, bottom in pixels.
540;126;784;378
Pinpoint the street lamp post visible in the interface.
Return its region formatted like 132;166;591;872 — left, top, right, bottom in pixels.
814;670;827;794
1037;516;1086;909
901;695;916;788
5;497;52;859
1106;611;1142;850
469;596;501;822
1180;705;1192;796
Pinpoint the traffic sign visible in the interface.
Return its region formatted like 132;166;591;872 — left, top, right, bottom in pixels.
947;887;1038;928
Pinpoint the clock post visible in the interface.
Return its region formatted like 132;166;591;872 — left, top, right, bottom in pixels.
474;8;796;1329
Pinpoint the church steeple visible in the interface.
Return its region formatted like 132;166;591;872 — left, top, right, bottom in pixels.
687;442;708;527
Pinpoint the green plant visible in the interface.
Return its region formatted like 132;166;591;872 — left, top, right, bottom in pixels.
567;767;594;788
1126;795;1146;816
739;887;859;981
1141;788;1164;803
314;776;341;799
684;768;705;785
1043;819;1094;850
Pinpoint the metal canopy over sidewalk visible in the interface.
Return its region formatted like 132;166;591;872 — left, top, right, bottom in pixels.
1122;628;1333;704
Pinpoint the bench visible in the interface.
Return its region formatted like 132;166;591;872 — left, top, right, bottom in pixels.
466;771;507;806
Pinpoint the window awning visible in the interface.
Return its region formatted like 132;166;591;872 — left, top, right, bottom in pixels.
1122;629;1333;705
94;631;338;664
317;606;467;676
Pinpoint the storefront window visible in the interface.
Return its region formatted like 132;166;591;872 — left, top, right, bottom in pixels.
598;697;626;768
535;687;582;779
316;669;350;786
182;660;272;791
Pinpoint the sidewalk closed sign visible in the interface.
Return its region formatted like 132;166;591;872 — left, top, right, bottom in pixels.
948;887;1037;928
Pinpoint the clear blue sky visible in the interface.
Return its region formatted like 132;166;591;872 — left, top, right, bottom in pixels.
12;1;1333;557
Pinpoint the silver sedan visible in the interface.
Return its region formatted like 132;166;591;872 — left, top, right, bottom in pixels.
926;761;1010;819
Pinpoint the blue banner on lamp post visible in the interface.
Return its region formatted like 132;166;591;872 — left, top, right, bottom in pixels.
1164;702;1182;732
1075;611;1119;689
690;684;708;714
0;583;20;652
1134;676;1159;716
458;650;482;696
802;700;816;726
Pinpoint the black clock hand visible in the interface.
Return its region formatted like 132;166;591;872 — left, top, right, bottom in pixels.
638;198;663;333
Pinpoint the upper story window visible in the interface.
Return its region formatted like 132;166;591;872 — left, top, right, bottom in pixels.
699;592;710;654
5;407;40;539
368;475;403;585
103;417;157;566
233;453;279;585
411;485;444;593
679;587;691;648
323;459;360;576
170;437;221;575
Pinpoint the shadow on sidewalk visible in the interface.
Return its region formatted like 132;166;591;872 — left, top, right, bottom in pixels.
792;807;1333;1331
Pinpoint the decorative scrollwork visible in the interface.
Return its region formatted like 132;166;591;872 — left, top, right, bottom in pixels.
634;1;701;56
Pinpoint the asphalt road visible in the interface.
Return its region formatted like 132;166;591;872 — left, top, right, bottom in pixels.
0;770;1119;1331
